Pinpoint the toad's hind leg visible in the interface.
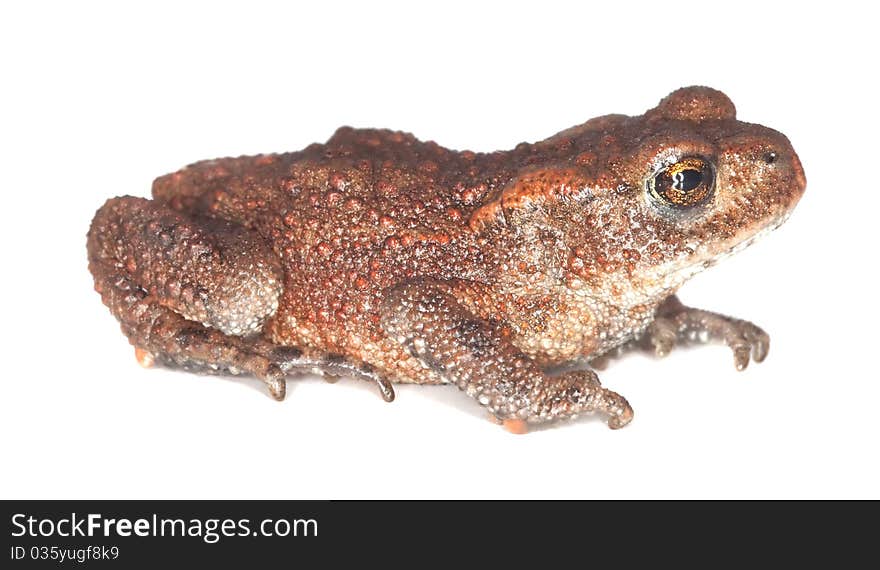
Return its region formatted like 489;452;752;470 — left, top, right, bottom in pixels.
87;196;292;399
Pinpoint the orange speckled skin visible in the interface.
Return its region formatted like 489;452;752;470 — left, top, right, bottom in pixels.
87;87;805;429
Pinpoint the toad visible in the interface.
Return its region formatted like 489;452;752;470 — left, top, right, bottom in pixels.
87;86;805;432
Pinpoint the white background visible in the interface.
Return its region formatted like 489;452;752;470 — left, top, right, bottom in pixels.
1;1;877;499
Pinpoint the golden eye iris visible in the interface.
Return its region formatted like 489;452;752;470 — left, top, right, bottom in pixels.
648;157;715;208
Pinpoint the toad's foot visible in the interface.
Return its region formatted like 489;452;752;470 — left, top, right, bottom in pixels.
321;362;395;403
643;295;770;371
129;335;290;401
276;353;395;403
488;371;633;434
238;345;397;402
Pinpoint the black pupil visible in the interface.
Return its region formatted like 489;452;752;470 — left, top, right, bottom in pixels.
671;168;702;192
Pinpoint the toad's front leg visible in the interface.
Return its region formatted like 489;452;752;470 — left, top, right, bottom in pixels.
381;280;633;432
642;295;770;371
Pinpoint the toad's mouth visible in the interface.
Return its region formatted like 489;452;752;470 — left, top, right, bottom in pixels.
644;210;794;291
566;209;794;307
669;210;793;280
705;211;792;267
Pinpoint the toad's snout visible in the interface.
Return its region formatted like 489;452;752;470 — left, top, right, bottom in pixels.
790;149;807;198
777;143;807;210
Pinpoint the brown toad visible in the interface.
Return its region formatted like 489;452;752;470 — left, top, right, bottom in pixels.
87;86;805;432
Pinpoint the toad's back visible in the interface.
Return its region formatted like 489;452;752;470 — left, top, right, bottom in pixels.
150;127;527;355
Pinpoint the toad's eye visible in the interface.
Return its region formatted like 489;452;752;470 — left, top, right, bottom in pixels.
648;157;715;208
